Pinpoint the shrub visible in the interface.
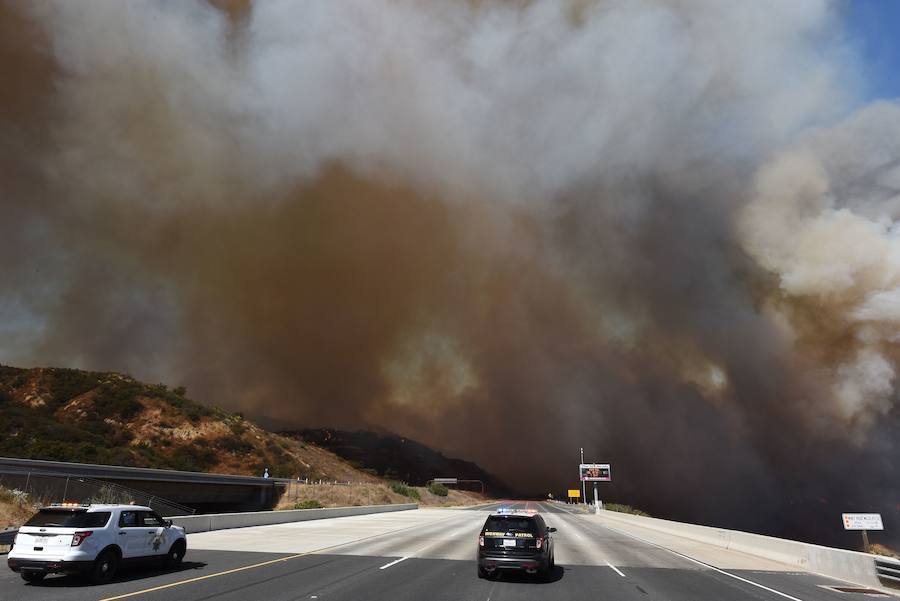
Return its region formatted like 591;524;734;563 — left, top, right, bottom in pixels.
167;444;217;472
92;381;143;419
427;482;449;497
216;434;254;454
268;460;297;479
292;500;324;510
227;418;247;437
390;482;421;500
0;486;30;505
88;484;131;505
604;503;650;517
46;369;99;407
185;406;204;423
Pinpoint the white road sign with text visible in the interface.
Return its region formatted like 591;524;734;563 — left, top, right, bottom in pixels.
842;513;884;531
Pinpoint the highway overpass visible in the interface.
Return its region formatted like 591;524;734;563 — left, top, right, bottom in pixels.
4;501;896;600
0;457;289;513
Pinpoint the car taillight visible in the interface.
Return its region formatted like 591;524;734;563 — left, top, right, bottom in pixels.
478;536;484;547
535;536;544;549
71;531;93;547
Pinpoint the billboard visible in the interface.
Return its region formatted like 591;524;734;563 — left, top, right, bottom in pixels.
567;489;581;498
579;463;611;482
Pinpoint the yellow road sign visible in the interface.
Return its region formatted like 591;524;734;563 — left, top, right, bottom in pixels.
567;489;580;498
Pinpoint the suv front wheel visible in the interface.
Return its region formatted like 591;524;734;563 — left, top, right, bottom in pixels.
164;540;186;569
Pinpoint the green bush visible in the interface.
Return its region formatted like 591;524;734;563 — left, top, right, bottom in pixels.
92;381;144;419
427;482;449;497
292;500;324;510
46;369;99;407
228;419;247;437
267;460;298;479
390;482;421;500
167;444;217;472
217;434;253;454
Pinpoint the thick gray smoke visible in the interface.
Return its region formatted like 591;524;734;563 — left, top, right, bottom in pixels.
3;0;900;546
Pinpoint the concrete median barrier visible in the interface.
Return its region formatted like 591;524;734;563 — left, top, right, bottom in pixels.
594;509;894;592
172;503;418;534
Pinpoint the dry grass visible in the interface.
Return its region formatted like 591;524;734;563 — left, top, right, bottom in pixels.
0;486;40;553
276;483;487;510
0;487;38;528
870;543;900;558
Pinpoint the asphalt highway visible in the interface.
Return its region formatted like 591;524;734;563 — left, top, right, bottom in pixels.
1;501;891;601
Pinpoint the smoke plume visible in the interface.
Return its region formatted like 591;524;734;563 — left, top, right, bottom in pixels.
3;0;900;546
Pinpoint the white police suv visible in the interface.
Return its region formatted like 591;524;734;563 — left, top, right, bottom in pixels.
8;503;187;584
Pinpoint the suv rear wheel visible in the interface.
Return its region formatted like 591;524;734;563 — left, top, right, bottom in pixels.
90;549;119;584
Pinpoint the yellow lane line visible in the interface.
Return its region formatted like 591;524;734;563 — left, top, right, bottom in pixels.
99;510;465;601
99;552;311;601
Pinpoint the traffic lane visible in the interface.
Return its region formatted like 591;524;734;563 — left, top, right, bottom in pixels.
568;510;869;600
73;554;650;601
106;502;644;601
0;549;289;601
535;501;585;514
4;550;827;601
187;508;463;554
7;502;851;601
465;500;545;512
546;506;811;600
340;508;482;561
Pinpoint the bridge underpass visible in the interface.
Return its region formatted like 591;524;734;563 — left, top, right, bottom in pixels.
0;457;289;514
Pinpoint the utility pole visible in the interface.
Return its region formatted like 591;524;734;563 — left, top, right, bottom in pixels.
580;447;586;505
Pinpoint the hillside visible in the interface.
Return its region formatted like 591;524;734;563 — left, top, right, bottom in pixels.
0;365;384;482
288;428;515;496
0;365;494;514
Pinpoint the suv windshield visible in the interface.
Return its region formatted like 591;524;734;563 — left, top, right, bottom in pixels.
24;509;111;528
483;517;536;535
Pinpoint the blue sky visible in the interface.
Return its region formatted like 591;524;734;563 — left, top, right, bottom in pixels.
844;0;900;101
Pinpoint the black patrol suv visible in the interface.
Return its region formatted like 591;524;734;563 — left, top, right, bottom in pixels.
477;511;556;579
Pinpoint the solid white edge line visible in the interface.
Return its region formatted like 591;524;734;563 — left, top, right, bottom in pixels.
606;560;626;577
600;523;805;601
378;556;409;570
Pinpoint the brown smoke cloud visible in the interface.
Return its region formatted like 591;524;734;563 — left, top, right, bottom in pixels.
3;0;900;546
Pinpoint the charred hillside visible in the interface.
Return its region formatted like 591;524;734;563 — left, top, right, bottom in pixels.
287;428;516;497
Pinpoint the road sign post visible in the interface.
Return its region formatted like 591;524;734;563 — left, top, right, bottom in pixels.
842;513;883;553
580;448;585;505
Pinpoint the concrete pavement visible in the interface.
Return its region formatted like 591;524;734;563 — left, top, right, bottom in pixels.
2;502;893;600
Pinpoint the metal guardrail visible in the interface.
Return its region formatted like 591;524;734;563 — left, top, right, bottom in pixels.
0;466;196;517
0;456;293;487
876;557;900;586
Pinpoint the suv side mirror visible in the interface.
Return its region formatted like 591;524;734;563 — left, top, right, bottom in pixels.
548;527;557;533
165;519;173;528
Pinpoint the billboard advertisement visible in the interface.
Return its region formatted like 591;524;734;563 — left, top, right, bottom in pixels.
579;463;611;482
